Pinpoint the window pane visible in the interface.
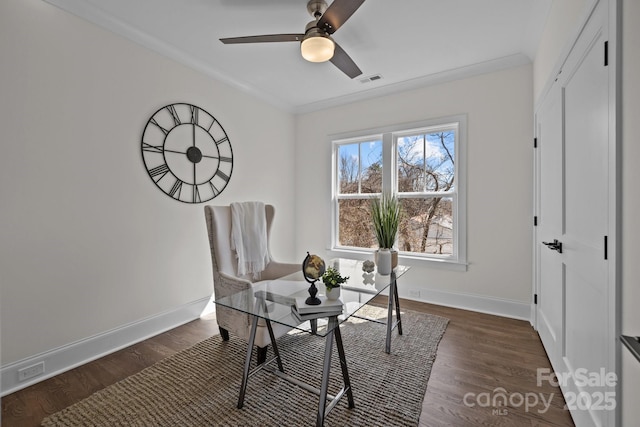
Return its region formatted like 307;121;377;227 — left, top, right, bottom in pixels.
397;131;455;193
338;143;359;194
338;199;376;248
397;135;425;192
398;197;453;255
360;140;382;193
338;140;382;194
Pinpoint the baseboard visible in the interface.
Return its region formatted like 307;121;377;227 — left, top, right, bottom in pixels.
1;297;210;397
404;288;531;322
1;291;529;396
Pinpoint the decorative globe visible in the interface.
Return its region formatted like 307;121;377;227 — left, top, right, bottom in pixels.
302;253;326;283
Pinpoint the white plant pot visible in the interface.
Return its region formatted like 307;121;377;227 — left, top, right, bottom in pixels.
376;248;393;275
325;286;341;300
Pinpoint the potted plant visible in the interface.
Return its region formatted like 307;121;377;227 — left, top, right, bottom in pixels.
321;267;349;300
370;192;401;274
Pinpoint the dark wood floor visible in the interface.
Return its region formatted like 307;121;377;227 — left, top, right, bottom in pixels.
1;298;575;426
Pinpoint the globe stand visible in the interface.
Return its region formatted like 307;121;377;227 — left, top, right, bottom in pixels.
302;252;324;305
305;281;321;305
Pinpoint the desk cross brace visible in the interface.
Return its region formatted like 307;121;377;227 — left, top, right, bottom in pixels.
237;300;354;427
385;277;403;353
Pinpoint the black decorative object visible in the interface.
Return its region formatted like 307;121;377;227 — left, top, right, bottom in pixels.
141;103;233;203
301;252;325;305
306;282;320;305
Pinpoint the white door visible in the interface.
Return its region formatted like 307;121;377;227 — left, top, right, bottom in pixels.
535;82;564;372
535;2;615;426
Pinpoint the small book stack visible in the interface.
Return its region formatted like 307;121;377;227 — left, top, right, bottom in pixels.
292;296;343;321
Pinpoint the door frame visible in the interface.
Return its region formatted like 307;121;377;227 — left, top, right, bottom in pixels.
532;0;620;425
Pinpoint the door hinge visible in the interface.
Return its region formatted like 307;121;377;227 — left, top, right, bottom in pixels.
534;137;538;148
534;216;538;226
534;294;538;305
554;69;562;82
604;41;609;66
604;235;608;260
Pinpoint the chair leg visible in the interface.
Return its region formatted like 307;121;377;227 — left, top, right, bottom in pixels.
219;327;230;341
256;346;268;365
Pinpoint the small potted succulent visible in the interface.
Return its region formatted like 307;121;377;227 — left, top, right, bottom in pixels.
321;267;349;300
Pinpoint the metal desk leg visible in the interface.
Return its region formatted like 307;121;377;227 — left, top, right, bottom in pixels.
238;305;284;408
333;322;355;409
394;277;403;336
316;326;334;427
238;314;259;408
264;312;284;373
386;277;395;353
385;275;403;353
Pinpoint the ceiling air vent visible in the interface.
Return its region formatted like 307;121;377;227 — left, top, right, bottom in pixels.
359;74;383;84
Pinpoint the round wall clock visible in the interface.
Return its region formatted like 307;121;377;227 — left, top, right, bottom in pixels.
141;103;233;203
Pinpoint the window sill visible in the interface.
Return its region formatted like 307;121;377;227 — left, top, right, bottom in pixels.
327;248;468;272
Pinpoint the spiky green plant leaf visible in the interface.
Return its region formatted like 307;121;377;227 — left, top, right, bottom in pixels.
370;193;401;249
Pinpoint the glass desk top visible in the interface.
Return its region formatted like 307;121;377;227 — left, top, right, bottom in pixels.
214;258;410;337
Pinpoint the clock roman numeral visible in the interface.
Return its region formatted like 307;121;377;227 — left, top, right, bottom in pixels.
215;169;230;182
215;136;229;146
148;164;169;181
142;142;163;153
190;105;199;124
150;118;170;135
166;105;181;126
209;181;221;196
219;156;233;163
193;185;201;203
169;179;183;198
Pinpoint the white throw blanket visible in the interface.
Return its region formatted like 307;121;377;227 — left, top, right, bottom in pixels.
230;201;269;279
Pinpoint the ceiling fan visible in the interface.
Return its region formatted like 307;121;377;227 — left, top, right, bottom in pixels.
219;0;365;79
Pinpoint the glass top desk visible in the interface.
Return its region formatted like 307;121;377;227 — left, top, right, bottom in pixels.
214;258;410;427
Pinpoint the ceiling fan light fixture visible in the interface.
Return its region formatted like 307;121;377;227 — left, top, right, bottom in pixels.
301;35;335;63
221;0;363;77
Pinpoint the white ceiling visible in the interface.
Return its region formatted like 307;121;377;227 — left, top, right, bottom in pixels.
43;0;552;113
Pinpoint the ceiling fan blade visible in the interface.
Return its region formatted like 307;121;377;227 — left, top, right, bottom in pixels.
220;34;304;44
330;42;362;78
317;0;365;34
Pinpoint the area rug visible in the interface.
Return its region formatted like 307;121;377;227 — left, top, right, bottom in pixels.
42;306;448;427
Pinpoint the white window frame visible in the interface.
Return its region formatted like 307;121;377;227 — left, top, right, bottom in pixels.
329;115;467;271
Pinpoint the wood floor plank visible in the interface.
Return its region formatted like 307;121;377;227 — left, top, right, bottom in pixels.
1;302;575;426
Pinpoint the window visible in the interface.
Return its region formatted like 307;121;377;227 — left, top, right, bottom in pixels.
332;115;466;267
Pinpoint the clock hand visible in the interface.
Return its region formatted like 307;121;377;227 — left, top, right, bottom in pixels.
163;148;189;155
201;153;232;163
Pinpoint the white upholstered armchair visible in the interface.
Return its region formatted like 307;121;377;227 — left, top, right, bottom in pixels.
204;204;299;364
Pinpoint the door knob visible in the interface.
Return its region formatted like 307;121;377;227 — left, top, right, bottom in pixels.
542;239;563;253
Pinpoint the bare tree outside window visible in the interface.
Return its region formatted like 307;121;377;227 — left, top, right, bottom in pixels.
397;131;455;255
333;119;462;262
337;141;382;247
338;150;358;193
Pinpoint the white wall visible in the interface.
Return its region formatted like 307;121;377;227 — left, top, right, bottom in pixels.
295;65;534;318
0;0;296;368
533;0;590;101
